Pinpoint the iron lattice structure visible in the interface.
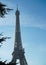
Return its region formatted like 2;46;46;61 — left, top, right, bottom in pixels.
11;8;28;65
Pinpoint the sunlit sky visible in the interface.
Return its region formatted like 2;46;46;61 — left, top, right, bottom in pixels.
0;0;46;65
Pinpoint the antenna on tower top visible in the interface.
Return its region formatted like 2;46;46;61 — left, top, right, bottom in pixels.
17;4;18;10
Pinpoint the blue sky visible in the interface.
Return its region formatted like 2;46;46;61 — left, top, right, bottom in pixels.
0;0;46;65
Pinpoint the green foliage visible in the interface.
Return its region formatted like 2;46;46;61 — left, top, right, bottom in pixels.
0;61;15;65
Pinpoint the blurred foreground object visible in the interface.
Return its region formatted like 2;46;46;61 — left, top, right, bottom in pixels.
0;32;11;47
0;2;13;17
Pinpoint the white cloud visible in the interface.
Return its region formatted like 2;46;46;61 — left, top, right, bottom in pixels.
39;45;46;52
20;13;46;30
0;14;15;26
0;12;46;31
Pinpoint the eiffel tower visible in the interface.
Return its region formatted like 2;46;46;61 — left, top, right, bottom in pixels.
11;8;28;65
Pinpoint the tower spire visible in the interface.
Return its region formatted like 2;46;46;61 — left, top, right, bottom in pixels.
17;4;18;10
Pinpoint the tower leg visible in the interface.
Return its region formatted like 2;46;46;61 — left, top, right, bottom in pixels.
20;59;24;65
11;58;16;65
20;57;28;65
